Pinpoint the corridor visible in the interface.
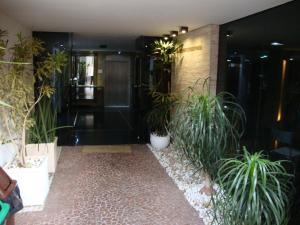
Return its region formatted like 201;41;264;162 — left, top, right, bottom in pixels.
16;145;203;225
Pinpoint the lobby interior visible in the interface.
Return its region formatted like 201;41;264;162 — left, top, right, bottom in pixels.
0;0;300;224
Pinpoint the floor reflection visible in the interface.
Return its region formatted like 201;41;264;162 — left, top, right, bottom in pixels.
57;107;148;145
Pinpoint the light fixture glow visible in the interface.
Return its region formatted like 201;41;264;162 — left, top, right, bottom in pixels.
163;34;170;40
276;59;287;122
260;55;268;59
271;42;284;46
289;58;294;61
170;31;178;37
180;26;188;34
226;31;232;37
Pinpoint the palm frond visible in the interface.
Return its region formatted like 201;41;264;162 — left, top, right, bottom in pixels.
170;80;245;179
212;148;294;225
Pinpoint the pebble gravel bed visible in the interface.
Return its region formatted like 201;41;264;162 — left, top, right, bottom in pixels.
148;144;218;225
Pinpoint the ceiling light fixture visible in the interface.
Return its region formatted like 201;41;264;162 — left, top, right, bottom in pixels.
271;41;284;46
180;26;189;34
170;31;178;37
163;34;170;40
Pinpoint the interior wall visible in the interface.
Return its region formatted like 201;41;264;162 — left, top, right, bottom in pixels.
172;24;219;95
0;10;32;94
217;0;300;151
0;11;32;156
0;10;31;59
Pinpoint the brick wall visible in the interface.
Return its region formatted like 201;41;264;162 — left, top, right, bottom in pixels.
172;24;219;95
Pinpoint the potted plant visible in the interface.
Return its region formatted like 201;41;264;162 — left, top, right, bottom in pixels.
0;31;67;206
212;148;294;225
151;39;182;93
152;39;182;67
26;97;69;173
147;91;177;150
146;38;182;150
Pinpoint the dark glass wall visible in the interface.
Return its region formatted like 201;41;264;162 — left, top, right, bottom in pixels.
218;1;300;152
33;32;73;112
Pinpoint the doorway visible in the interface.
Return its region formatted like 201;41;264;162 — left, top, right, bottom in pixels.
58;52;149;146
104;55;131;107
71;55;102;106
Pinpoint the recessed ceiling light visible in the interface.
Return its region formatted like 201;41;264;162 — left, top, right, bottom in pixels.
170;31;178;37
180;26;188;34
163;34;170;40
289;58;294;61
271;42;284;46
118;51;122;55
60;44;64;47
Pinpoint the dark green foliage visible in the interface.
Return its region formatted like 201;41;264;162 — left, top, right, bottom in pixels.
212;149;294;225
146;91;177;136
152;39;182;66
170;81;245;179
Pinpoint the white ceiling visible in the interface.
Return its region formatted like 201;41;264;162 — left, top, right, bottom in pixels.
0;0;292;50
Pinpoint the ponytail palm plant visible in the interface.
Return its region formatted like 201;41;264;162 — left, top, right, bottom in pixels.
212;149;294;225
170;80;245;179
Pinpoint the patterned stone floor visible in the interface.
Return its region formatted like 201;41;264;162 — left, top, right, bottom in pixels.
16;145;204;225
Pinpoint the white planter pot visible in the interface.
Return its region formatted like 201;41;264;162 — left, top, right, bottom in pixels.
4;156;49;206
26;137;61;173
150;133;170;150
0;143;17;167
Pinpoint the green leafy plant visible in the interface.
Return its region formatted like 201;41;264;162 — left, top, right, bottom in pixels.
170;80;245;179
146;91;177;136
0;31;67;166
151;39;181;93
212;149;294;225
152;39;182;66
28;97;70;144
146;38;182;136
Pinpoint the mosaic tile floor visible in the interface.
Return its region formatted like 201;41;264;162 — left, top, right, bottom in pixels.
16;145;204;225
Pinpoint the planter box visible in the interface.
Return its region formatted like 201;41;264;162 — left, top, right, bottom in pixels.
4;156;49;206
0;143;17;167
26;137;61;173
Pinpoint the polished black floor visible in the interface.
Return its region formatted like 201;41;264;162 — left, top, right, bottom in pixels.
57;107;148;145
